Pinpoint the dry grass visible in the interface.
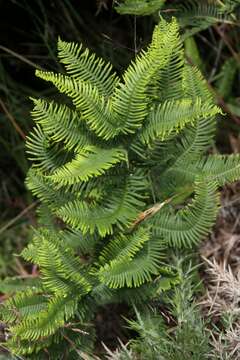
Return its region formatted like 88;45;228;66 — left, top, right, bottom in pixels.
199;180;240;359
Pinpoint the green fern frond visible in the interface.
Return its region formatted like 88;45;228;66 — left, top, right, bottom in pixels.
57;174;147;236
151;31;184;102
216;57;237;99
98;237;164;288
150;64;219;164
111;18;181;135
36;70;118;140
98;227;151;265
180;65;219;157
153;180;219;248
31;98;94;151
157;154;240;195
26;168;73;208
173;0;233;37
138;98;220;144
48;146;127;185
12;293;78;341
26;125;69;172
36;230;92;294
115;0;165;15
58;38;120;96
0;276;41;295
22;229;92;295
154;65;221;195
201;154;240;185
2;290;47;324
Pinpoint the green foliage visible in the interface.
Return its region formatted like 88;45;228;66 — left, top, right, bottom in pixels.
115;0;166;15
2;17;240;358
105;259;210;359
216;57;238;99
115;0;239;39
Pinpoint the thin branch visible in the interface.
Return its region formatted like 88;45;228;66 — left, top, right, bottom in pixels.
0;201;39;236
0;45;44;70
214;25;240;65
0;98;26;140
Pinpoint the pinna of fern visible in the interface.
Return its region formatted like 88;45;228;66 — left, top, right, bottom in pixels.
1;17;240;358
115;0;239;39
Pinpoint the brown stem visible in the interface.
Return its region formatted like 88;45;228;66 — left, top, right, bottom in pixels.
0;98;26;140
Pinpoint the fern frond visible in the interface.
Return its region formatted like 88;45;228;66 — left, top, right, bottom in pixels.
36;230;92;294
173;0;233;36
157;154;240;194
3;290;47;324
31;98;94;151
35;70;118;140
12;293;78;341
22;229;92;295
138;98;220;144
58;38;120;96
48;146;127;185
98;237;164;288
0;277;41;297
153;180;219;248
26;125;69;172
99;227;151;265
57;174;147;236
111;18;181;135
115;0;165;15
201;154;240;185
216;57;237;99
26;168;73;208
60;228;98;255
154;65;221;195
178;64;219;157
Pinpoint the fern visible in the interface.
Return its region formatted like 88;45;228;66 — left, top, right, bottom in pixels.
138;97;220;144
153;180;219;247
57;37;120;97
98;236;164;288
48;146;126;185
2;18;240;358
115;0;166;15
57;173;147;236
31;98;94;151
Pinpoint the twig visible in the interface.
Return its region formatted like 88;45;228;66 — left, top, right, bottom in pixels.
0;201;39;236
209;38;224;82
14;258;29;277
0;98;26;140
0;45;44;70
214;25;240;65
0;343;24;360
